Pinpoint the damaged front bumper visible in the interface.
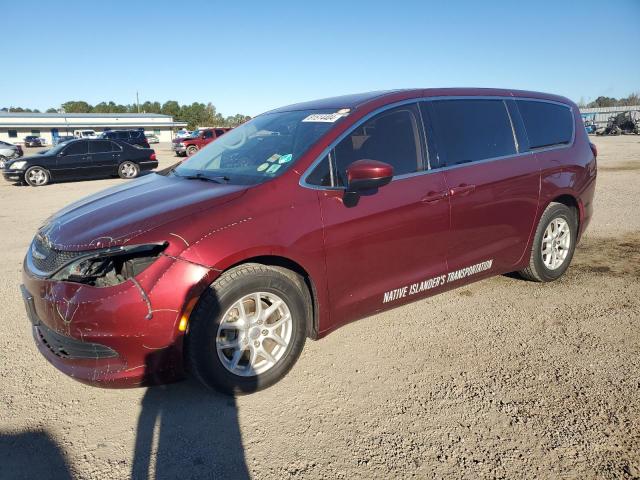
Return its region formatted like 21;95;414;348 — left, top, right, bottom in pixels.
22;253;213;388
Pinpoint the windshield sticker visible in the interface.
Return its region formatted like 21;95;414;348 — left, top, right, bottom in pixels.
302;112;349;123
382;259;493;304
278;153;293;164
266;164;281;174
267;154;281;163
257;163;269;172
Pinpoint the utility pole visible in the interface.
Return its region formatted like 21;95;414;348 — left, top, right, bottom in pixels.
136;91;140;113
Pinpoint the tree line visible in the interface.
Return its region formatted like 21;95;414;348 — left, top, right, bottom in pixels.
578;92;640;108
1;101;251;129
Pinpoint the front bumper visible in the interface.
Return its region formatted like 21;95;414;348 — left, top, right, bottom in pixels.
22;253;212;388
172;144;187;153
2;170;24;182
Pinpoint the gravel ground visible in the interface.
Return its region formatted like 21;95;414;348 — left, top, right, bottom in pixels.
0;137;638;479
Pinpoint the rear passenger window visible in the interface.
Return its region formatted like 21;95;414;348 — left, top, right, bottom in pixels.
89;140;113;153
517;100;573;149
110;141;122;151
427;100;516;166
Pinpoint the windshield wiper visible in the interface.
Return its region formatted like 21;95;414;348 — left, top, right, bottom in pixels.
176;172;230;183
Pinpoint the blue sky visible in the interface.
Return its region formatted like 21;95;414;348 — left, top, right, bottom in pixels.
2;0;639;116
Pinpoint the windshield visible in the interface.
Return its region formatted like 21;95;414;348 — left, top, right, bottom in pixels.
173;109;346;185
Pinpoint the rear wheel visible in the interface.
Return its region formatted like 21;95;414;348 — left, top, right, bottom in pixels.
118;161;139;179
24;166;50;187
187;264;308;395
519;202;577;282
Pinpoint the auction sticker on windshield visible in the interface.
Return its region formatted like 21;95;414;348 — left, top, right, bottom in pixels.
302;112;347;123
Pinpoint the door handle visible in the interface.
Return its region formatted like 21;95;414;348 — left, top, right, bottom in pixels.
449;184;476;196
421;190;449;203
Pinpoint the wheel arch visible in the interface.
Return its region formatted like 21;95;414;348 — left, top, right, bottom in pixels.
221;255;320;340
549;193;581;232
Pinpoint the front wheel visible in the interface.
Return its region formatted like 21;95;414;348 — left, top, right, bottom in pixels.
25;166;50;186
186;145;198;156
118;161;140;179
519;202;577;282
187;264;309;395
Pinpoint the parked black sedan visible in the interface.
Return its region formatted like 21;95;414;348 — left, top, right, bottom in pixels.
1;139;158;186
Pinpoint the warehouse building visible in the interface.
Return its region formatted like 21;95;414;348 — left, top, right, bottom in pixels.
0;112;187;144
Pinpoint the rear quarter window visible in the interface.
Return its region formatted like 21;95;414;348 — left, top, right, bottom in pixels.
516;100;573;149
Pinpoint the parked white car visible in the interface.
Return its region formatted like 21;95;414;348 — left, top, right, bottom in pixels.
73;129;98;139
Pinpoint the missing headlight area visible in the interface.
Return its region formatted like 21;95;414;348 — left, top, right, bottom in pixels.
51;243;168;287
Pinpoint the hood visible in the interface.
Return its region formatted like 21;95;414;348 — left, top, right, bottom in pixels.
39;173;247;251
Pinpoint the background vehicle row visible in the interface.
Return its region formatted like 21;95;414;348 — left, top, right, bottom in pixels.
2;138;157;186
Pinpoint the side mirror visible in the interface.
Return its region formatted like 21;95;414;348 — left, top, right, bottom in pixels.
343;159;393;207
345;159;394;193
58;151;66;156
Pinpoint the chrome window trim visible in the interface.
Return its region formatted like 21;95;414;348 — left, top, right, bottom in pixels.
299;95;576;191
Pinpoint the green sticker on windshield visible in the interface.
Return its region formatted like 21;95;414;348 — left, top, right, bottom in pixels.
267;154;281;163
278;153;293;164
266;164;281;174
257;162;269;172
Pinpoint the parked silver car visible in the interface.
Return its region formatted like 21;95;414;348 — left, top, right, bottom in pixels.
0;140;23;167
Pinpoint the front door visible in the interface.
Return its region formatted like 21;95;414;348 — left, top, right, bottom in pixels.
423;99;540;274
54;140;91;180
310;103;451;328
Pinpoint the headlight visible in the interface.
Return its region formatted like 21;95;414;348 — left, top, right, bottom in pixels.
51;242;167;287
179;142;186;146
10;161;27;170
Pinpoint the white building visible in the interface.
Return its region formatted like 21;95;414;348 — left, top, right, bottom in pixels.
0;112;187;144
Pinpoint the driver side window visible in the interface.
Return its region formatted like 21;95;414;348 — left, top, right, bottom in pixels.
306;103;425;187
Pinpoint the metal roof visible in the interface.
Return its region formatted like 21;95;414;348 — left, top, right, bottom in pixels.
0;121;187;128
0;112;172;118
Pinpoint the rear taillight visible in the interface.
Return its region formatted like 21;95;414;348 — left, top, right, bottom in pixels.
150;153;157;161
589;142;597;158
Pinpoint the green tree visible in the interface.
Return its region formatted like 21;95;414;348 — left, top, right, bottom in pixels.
225;114;252;126
161;100;181;118
62;101;92;113
587;96;618;108
46;108;58;113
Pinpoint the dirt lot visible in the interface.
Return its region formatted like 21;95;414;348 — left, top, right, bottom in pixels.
0;137;638;479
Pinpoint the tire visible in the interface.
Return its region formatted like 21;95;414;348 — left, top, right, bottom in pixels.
24;166;50;187
519;202;577;282
186;263;309;395
118;161;140;179
186;145;198;156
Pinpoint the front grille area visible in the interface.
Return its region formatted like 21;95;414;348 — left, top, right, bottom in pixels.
36;322;118;360
30;235;85;274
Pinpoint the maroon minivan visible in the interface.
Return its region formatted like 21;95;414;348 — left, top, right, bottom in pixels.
21;89;597;394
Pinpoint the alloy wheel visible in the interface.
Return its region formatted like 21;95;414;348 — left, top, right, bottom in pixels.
216;292;293;377
119;162;137;178
541;217;571;270
27;168;48;186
